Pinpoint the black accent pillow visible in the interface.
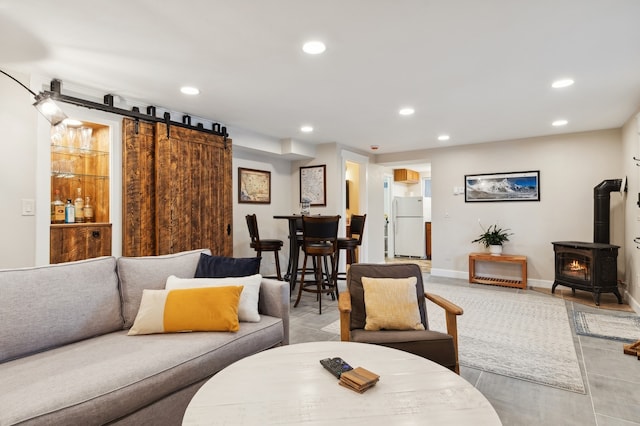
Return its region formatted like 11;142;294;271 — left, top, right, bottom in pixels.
194;253;261;278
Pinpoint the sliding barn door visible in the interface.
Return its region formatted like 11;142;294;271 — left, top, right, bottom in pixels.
122;119;157;256
122;118;233;257
155;122;232;255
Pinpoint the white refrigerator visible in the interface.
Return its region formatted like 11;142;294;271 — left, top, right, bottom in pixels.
393;196;425;257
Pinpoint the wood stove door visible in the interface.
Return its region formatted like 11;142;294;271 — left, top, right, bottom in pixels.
556;250;591;285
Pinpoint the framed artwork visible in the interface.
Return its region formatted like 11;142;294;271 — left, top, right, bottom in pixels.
465;170;540;202
300;165;327;206
238;167;271;204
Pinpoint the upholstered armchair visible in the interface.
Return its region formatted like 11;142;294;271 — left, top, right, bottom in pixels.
338;263;464;373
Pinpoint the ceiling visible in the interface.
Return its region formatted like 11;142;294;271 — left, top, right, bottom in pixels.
1;0;640;157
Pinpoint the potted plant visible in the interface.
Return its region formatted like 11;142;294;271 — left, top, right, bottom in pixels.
472;224;512;255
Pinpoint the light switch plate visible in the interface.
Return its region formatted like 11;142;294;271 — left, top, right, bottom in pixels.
22;198;35;216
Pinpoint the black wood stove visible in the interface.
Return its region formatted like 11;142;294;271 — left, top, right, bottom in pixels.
551;178;624;306
552;241;621;305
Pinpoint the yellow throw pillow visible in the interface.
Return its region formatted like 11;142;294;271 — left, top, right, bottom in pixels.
128;286;243;335
362;277;425;331
165;274;262;322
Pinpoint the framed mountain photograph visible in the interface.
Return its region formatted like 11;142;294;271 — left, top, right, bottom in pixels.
465;171;540;202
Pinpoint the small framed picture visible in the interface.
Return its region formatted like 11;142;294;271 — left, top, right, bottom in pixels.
300;165;327;206
238;167;271;204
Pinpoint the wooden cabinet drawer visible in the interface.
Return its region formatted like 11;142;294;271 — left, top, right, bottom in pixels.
50;223;112;264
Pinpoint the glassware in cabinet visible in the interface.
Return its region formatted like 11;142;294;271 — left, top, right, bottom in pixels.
50;121;110;224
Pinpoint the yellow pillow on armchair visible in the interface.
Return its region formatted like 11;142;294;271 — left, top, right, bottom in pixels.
128;286;243;335
362;276;425;331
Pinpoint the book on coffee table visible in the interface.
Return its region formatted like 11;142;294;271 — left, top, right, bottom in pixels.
339;367;380;393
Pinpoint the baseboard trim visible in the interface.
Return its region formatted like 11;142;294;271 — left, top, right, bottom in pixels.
430;268;466;280
430;268;553;289
625;290;640;314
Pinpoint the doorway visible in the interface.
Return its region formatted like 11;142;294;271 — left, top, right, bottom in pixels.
345;161;360;222
383;164;431;273
340;151;369;263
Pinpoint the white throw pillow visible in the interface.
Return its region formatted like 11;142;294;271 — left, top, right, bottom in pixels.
166;274;262;322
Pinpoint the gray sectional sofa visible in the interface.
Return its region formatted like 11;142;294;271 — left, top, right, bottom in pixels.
0;249;290;425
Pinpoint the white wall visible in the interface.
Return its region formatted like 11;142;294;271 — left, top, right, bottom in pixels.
429;129;624;286
622;112;640;311
0;70;38;268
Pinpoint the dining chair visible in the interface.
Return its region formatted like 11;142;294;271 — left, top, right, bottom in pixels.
245;214;283;280
335;214;366;280
294;215;341;314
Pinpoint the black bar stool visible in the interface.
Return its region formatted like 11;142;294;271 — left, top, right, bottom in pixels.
245;214;283;280
288;217;304;293
281;217;302;284
289;216;324;294
294;215;340;314
335;214;366;280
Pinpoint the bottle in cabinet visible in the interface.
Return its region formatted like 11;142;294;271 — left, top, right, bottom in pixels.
74;188;84;223
52;189;65;224
64;199;75;223
83;196;95;223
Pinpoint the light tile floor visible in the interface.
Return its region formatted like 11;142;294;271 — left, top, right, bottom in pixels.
288;275;640;426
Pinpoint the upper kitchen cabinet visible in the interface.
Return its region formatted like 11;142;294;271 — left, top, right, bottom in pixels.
393;168;420;184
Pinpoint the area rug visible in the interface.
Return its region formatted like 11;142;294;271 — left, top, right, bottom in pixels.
324;282;586;393
573;311;640;342
425;282;585;393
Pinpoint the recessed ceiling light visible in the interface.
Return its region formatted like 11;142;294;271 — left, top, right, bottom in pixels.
302;41;326;55
552;119;568;127
180;86;200;95
300;125;314;133
437;134;450;141
370;145;380;151
552;79;574;89
399;107;415;116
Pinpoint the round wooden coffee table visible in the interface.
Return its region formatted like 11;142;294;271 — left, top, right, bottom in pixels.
183;341;501;425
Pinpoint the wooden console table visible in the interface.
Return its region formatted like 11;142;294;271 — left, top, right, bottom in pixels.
468;252;527;289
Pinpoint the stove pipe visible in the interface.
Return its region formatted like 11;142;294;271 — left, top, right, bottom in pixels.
593;179;623;244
